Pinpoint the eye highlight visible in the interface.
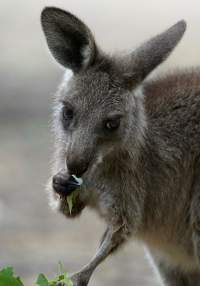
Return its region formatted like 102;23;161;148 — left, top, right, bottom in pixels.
104;116;121;131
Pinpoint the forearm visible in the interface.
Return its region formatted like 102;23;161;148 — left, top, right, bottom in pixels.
70;225;127;286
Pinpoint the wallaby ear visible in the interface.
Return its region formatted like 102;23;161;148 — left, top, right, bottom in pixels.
41;7;97;72
123;20;186;87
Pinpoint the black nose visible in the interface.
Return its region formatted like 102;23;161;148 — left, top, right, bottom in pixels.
53;172;79;196
67;160;88;177
53;172;69;187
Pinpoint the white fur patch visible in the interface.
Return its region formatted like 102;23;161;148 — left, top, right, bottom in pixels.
63;69;73;82
96;153;103;165
81;45;92;68
134;85;144;99
134;85;148;145
46;178;60;211
144;247;165;285
49;192;60;211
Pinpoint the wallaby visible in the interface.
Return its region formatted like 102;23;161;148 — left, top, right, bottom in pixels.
41;6;200;286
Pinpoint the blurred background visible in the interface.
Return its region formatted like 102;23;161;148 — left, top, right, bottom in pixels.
1;1;200;285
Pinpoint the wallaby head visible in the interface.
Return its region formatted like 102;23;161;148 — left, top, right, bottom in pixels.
41;6;186;183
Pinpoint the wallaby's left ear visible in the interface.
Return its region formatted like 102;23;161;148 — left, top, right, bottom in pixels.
41;7;97;72
123;20;187;87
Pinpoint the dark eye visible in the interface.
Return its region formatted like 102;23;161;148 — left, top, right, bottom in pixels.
104;117;120;131
62;107;74;121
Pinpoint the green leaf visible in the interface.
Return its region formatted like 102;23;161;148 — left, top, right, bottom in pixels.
63;274;73;286
48;279;57;286
57;261;64;276
67;189;81;214
48;280;57;286
67;194;73;214
58;274;65;281
0;266;14;277
67;279;73;286
66;175;82;214
0;273;23;286
0;267;24;286
16;276;24;286
0;263;73;286
36;274;50;286
54;262;73;286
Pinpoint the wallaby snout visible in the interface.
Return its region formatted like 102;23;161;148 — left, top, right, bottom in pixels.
67;156;90;177
52;170;78;196
66;136;95;177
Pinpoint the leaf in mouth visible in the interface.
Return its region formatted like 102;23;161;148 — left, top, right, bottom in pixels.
67;175;83;214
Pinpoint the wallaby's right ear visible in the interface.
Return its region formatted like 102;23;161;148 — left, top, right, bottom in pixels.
41;7;97;72
122;20;187;88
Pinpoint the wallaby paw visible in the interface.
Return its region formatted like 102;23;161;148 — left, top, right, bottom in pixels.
69;271;91;286
55;273;89;286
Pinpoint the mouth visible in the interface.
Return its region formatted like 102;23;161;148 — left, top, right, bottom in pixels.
52;174;82;197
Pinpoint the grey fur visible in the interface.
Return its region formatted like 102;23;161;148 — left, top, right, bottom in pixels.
41;7;200;286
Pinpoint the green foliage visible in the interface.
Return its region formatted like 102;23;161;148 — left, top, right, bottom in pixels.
36;274;50;286
0;267;24;286
67;189;80;214
0;263;73;286
36;262;73;286
67;175;83;214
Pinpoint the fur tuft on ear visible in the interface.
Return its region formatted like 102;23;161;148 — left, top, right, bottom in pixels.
122;20;187;88
41;7;97;72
